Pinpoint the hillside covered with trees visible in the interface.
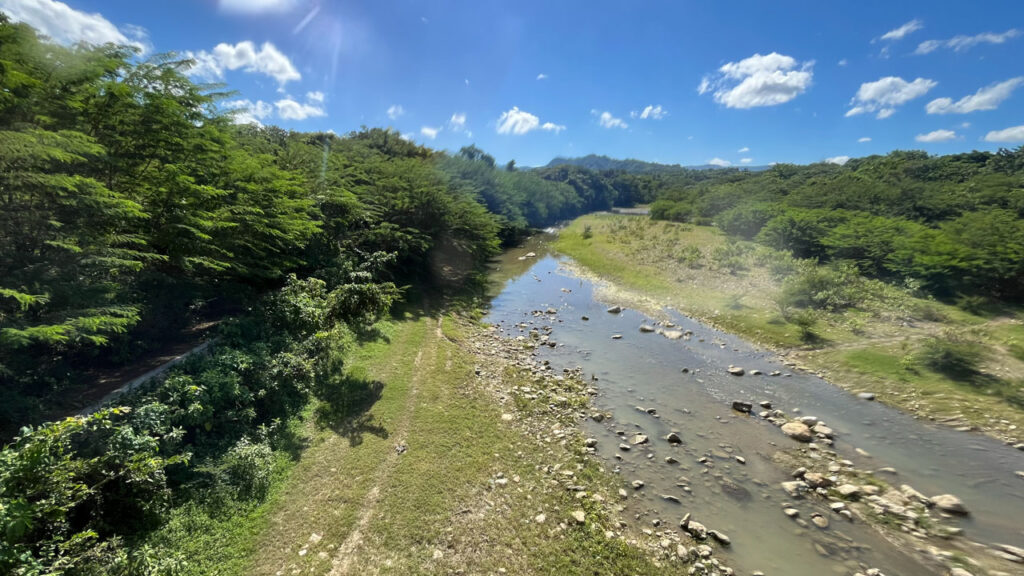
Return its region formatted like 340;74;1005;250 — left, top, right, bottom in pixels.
649;151;1024;305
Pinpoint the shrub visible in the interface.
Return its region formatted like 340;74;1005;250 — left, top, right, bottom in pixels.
779;261;863;311
223;438;275;502
917;334;985;379
581;224;593;239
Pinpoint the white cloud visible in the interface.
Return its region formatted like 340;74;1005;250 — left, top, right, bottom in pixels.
187;41;300;88
387;105;405;120
218;0;297;14
708;158;731;167
399;133;414;142
925;77;1024;114
699;52;814;109
825;156;851;165
1;0;149;52
223;99;273;125
593;110;628;129
984;125;1024;143
740;158;753;164
633;105;667;120
306;91;325;103
858;137;872;143
496;106;565;135
915;29;1020;54
880;19;923;41
961;122;971;129
838;59;848;67
738;146;750;153
448;113;471;137
536;73;548;80
540;122;565;134
845;76;936;119
915;129;957;142
420;126;440;140
275;98;325;120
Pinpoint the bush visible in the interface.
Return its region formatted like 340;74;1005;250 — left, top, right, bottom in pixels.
223;438;275;502
675;245;702;268
917;334;985;379
779;261;863;311
582;224;593;239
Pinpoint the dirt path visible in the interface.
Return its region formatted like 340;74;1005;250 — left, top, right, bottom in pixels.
328;319;439;575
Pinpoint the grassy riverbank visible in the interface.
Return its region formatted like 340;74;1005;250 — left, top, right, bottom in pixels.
555;213;1024;441
156;312;690;575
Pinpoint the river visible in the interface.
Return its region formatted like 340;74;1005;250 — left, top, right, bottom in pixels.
484;234;1024;576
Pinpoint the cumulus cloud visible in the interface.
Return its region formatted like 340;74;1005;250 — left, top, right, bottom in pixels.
448;113;471;137
592;110;628;129
219;0;297;14
536;73;548;80
858;137;872;143
631;105;667;120
925;77;1023;114
1;0;149;52
845;76;936;119
915;129;957;142
915;29;1020;54
699;52;813;109
496;107;564;135
187;41;300;88
838;59;848;67
879;19;923;41
387;105;405;120
420;126;440;140
223;99;273;126
740;158;753;164
708;158;731;167
306;91;325;103
275;98;325;120
738;146;750;153
825;156;851;165
984;125;1024;143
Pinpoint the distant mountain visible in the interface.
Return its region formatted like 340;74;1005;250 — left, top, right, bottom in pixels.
542;154;770;174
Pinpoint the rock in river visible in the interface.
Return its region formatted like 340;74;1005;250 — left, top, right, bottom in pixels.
665;432;683;444
727;366;745;376
781;421;814;442
731;401;753;413
631;434;649;445
607;305;622;314
639;324;656;333
930;494;969;515
857;392;876;401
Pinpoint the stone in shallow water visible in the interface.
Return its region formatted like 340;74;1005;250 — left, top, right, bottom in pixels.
930;493;969;515
781;421;813;442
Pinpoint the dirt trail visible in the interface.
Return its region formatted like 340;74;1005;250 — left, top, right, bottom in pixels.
328;317;440;575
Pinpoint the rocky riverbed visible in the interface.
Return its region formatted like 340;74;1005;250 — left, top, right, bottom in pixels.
481;238;1024;576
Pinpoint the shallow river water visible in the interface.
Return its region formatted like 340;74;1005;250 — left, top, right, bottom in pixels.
484;235;1024;576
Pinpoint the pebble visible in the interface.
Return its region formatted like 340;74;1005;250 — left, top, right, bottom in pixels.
571;510;586;524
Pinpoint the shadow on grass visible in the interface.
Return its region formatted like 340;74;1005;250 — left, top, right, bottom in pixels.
314;371;389;447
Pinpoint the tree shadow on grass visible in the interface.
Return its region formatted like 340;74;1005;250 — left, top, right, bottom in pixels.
314;372;389;447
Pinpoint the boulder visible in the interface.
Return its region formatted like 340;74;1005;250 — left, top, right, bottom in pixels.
781;422;814;442
857;392;876;401
708;530;731;545
836;484;862;499
731;401;753;413
812;423;834;438
665;432;683;444
930;494;969;515
639;325;656;333
727;366;745;376
607;305;622;314
803;472;833;489
631;434;649;445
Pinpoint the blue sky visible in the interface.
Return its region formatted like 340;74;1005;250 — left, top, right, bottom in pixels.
2;0;1023;167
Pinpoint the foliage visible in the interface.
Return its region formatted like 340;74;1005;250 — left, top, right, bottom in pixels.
917;334;986;379
646;147;1024;306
